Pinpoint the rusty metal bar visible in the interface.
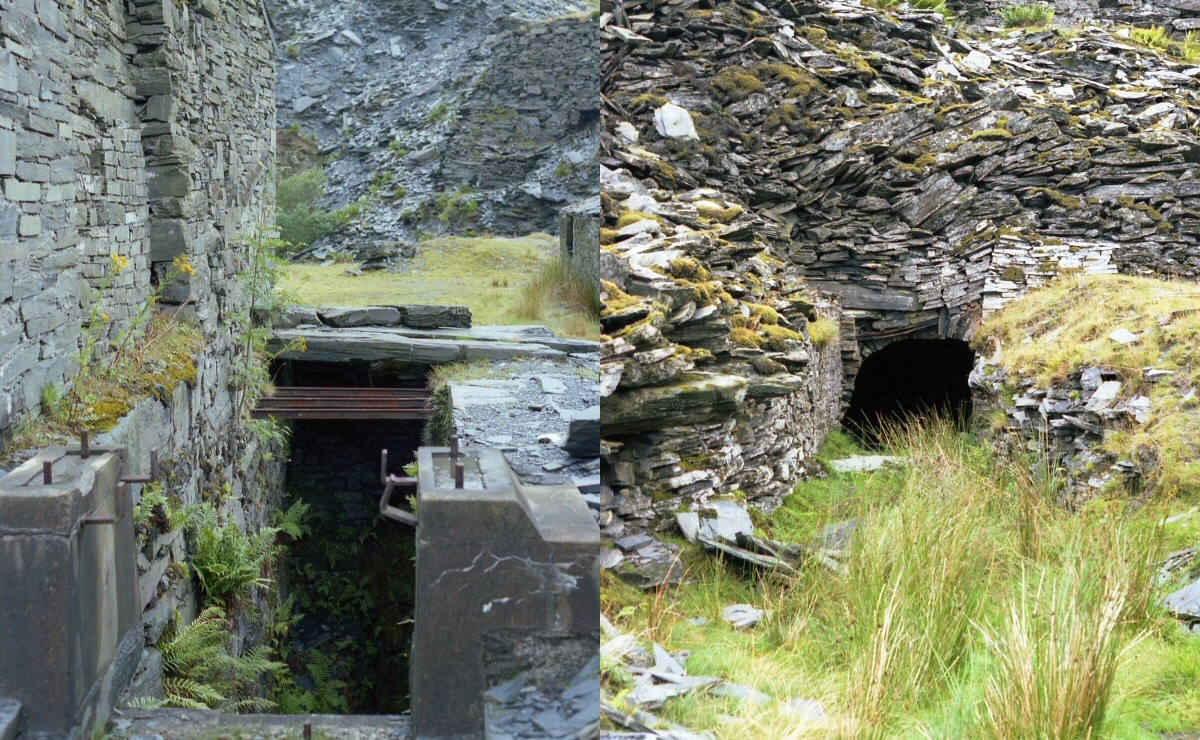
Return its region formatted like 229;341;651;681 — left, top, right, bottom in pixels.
80;429;90;459
43;461;52;485
381;448;389;484
83;481;126;526
252;386;432;420
455;462;464;489
379;474;418;527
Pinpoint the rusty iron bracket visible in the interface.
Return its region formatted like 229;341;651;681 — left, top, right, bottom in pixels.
379;474;419;526
379;448;418;526
82;481;127;526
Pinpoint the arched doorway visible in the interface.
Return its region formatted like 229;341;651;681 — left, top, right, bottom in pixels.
842;338;976;440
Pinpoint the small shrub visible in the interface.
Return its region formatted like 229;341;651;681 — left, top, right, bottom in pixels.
392;185;407;200
334;199;365;225
388;140;409;157
276;168;338;247
433;184;480;228
427;102;450;123
1000;2;1055;28
555;159;571;178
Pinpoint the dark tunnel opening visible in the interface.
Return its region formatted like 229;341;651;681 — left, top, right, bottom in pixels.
842;339;976;442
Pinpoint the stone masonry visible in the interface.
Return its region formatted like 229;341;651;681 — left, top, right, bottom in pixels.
0;0;274;435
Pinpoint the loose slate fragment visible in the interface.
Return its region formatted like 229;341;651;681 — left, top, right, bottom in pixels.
721;603;765;629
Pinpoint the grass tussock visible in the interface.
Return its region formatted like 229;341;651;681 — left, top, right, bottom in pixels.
604;422;1181;739
809;317;839;348
1000;2;1055;28
978;273;1200;496
514;256;600;340
280;234;597;339
1130;25;1171;50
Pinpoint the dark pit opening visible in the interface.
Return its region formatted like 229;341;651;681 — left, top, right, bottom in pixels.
277;384;423;712
843;338;975;441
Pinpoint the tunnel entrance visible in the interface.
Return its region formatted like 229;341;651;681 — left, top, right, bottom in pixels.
268;360;429;712
842;339;975;441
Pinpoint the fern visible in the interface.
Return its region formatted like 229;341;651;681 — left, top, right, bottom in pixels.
157;606;284;709
187;504;281;602
272;500;311;539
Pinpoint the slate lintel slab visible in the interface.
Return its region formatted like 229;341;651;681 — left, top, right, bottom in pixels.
267;327;567;363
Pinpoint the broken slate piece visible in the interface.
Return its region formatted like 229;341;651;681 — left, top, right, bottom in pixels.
615;533;654;552
710;682;772;703
1110;328;1139;345
782;697;828;722
562;406;600;458
721;603;764;629
697;502;753;545
819;518;858;554
1166;577;1200;619
484;674;529;704
599;549;624;569
1081;366;1103;391
653;643;686;676
828;455;902;473
653;103;699;140
537;375;567;394
675;511;700;543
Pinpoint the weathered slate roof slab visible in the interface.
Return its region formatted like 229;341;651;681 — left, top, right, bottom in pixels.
268;327;567;362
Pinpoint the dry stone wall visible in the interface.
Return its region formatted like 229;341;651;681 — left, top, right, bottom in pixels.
0;0;274;436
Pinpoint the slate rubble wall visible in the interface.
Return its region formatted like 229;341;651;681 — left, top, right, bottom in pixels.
598;0;1200;530
0;0;275;436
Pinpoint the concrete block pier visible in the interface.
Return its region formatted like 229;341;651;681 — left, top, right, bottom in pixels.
0;446;140;739
410;447;599;740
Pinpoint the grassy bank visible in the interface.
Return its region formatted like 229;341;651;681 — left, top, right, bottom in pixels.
602;426;1200;739
279;234;599;340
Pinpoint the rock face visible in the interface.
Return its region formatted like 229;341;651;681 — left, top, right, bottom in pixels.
600;0;1200;530
268;0;599;237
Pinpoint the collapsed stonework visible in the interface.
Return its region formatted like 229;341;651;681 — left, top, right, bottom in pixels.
599;0;1200;535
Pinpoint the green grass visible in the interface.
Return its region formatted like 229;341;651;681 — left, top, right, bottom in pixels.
603;422;1198;739
279;234;598;339
1000;2;1055;28
978;274;1200;498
